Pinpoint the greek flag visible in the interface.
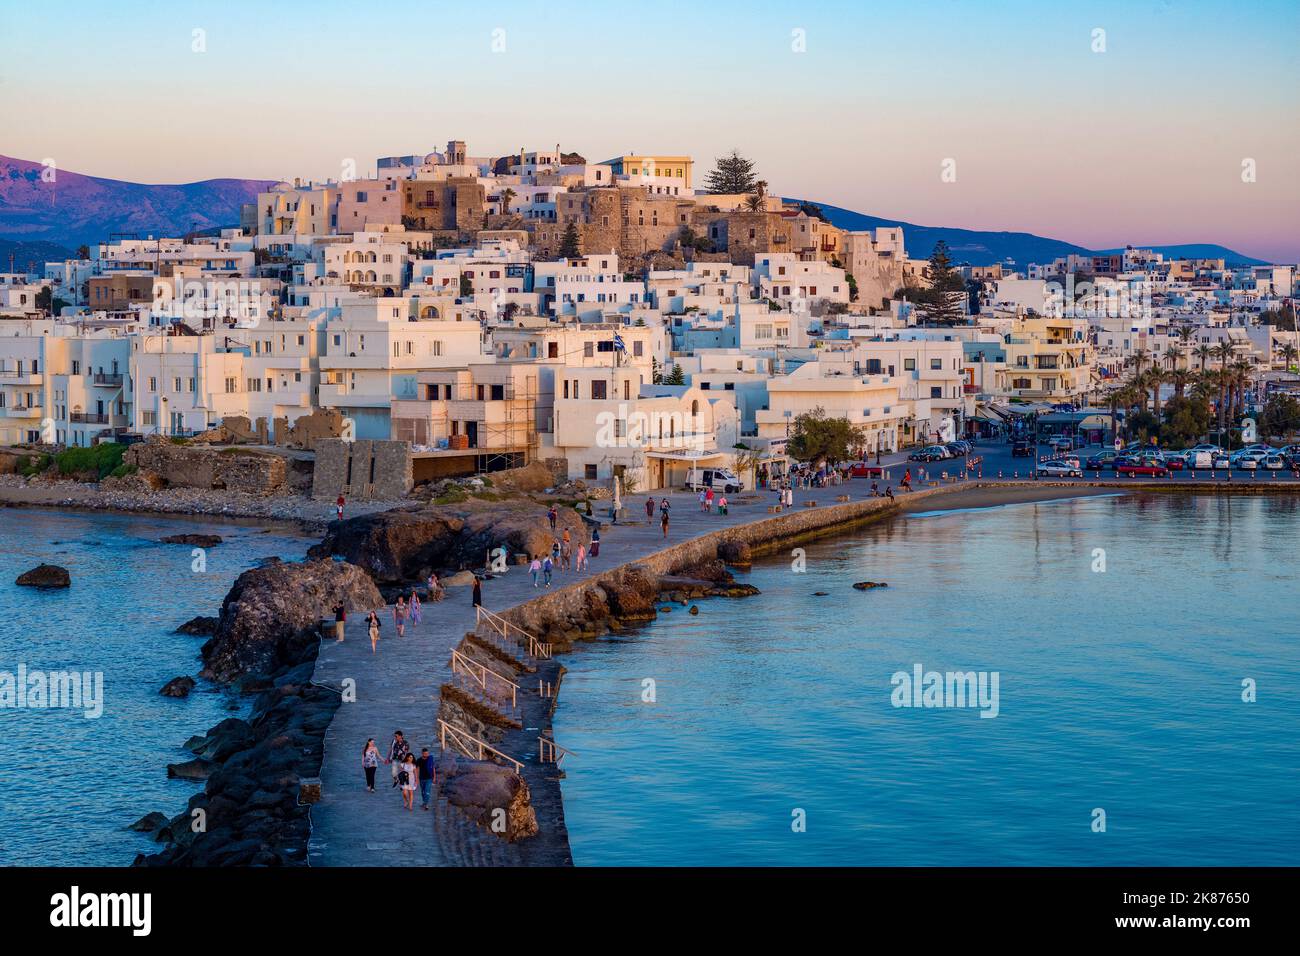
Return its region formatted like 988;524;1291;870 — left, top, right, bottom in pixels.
613;333;627;352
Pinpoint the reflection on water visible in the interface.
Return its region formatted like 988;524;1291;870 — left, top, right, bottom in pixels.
0;508;311;866
554;495;1300;866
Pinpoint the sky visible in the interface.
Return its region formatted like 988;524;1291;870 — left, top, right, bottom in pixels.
2;0;1298;261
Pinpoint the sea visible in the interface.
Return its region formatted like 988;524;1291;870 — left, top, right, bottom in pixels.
0;507;312;866
553;493;1300;866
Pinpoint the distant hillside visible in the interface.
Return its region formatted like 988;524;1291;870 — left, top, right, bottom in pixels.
799;200;1269;268
0;238;74;271
0;155;274;251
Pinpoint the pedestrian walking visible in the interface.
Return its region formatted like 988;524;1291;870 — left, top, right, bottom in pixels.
705;487;715;512
660;497;671;519
472;577;482;608
547;505;558;531
409;590;421;626
529;555;541;587
590;526;600;559
551;539;561;565
336;494;345;521
576;542;587;571
400;753;417;811
332;601;346;643
362;738;380;792
427;572;444;602
386;730;409;788
416;747;436;811
902;469;912;492
542;555;554;587
718;494;728;516
645;497;655;519
660;509;670;538
698;489;707;512
393;597;407;638
561;538;572;571
367;610;381;652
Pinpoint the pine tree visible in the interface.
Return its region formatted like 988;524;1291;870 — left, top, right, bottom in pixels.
915;240;967;325
704;150;759;194
559;221;581;258
666;363;686;385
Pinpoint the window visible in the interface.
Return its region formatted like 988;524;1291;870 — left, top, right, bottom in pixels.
173;378;182;393
584;464;598;480
904;358;916;371
591;380;608;400
633;341;643;357
584;342;594;358
225;377;237;393
931;358;942;370
148;377;157;392
930;386;942;399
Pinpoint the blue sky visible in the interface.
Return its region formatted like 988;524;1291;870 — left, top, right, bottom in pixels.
2;0;1297;259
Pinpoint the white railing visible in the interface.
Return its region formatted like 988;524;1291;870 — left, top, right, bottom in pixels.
475;604;552;660
437;718;523;774
450;647;519;709
538;736;576;767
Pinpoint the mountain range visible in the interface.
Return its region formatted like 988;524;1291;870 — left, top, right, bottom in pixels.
0;155;1270;270
803;200;1268;268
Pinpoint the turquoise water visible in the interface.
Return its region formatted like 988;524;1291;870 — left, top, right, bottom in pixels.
554;494;1300;866
0;508;311;866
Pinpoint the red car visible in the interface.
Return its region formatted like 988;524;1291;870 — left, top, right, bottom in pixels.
1120;462;1169;477
850;462;885;479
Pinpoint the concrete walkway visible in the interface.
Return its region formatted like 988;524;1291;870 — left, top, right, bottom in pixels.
306;479;876;866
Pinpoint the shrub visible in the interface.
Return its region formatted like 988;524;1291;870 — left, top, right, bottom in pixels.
54;443;127;480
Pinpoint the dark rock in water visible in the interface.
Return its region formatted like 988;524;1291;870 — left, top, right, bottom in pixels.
200;558;382;683
257;556;282;567
166;759;214;780
689;605;699;615
598;566;660;624
175;616;219;636
128;812;170;833
16;564;70;589
814;591;829;596
717;539;753;566
161;533;223;547
853;581;888;590
160;676;196;698
659;605;673;613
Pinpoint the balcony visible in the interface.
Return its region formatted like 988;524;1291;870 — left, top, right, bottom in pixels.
92;373;124;387
0;370;43;385
70;412;109;424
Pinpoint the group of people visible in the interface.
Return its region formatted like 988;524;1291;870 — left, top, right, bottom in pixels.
332;573;447;653
362;731;438;811
693;488;730;516
645;496;672;537
524;524;602;588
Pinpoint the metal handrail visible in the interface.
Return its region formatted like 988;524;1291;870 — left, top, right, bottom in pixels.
475;604;552;660
450;647;518;709
436;718;523;773
538;736;576;767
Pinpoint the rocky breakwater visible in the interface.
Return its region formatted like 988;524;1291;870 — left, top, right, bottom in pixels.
138;559;382;867
105;434;304;496
309;499;591;599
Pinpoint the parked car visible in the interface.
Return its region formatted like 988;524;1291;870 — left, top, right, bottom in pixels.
685;468;744;493
1211;453;1232;469
944;442;969;458
1231;451;1263;470
849;461;885;479
1119;461;1170;477
909;445;951;462
1261;453;1287;471
1036;460;1083;478
1011;440;1033;458
1085;451;1120;470
1048;436;1073;452
1183;450;1214;470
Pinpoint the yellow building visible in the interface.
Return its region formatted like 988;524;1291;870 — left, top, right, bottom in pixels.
601;155;693;189
998;315;1093;401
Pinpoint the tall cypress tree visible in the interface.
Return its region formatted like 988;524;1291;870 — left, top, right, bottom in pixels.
559;221;581;258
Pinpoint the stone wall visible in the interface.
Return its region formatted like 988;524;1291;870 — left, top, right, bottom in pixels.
273;408;345;450
312;439;412;501
123;436;288;495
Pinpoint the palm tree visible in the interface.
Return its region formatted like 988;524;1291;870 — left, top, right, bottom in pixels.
1131;348;1149;377
1194;343;1212;372
1280;343;1298;371
1212;341;1236;371
1145;367;1167;421
1170;368;1192;399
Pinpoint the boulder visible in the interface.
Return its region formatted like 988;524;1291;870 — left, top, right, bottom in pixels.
439;758;539;842
160;676;196;698
160;533;223;547
717;539;753;567
127;812;171;833
16;564;70;589
853;581;888;590
166;759;215;780
175;616;219;636
308;509;465;583
442;570;477;587
599;567;659;623
200;559;383;683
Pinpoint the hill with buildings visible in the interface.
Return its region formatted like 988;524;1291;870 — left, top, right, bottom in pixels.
0;155;273;252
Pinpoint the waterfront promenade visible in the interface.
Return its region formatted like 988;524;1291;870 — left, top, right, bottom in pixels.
306;478;917;865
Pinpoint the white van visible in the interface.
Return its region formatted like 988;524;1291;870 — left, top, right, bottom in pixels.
685;468;745;494
1187;450;1214;469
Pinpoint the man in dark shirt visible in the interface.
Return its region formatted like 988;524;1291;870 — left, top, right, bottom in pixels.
416;747;437;810
332;602;346;642
387;730;410;788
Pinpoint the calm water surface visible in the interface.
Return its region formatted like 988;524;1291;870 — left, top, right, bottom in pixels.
555;494;1300;866
0;508;312;865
